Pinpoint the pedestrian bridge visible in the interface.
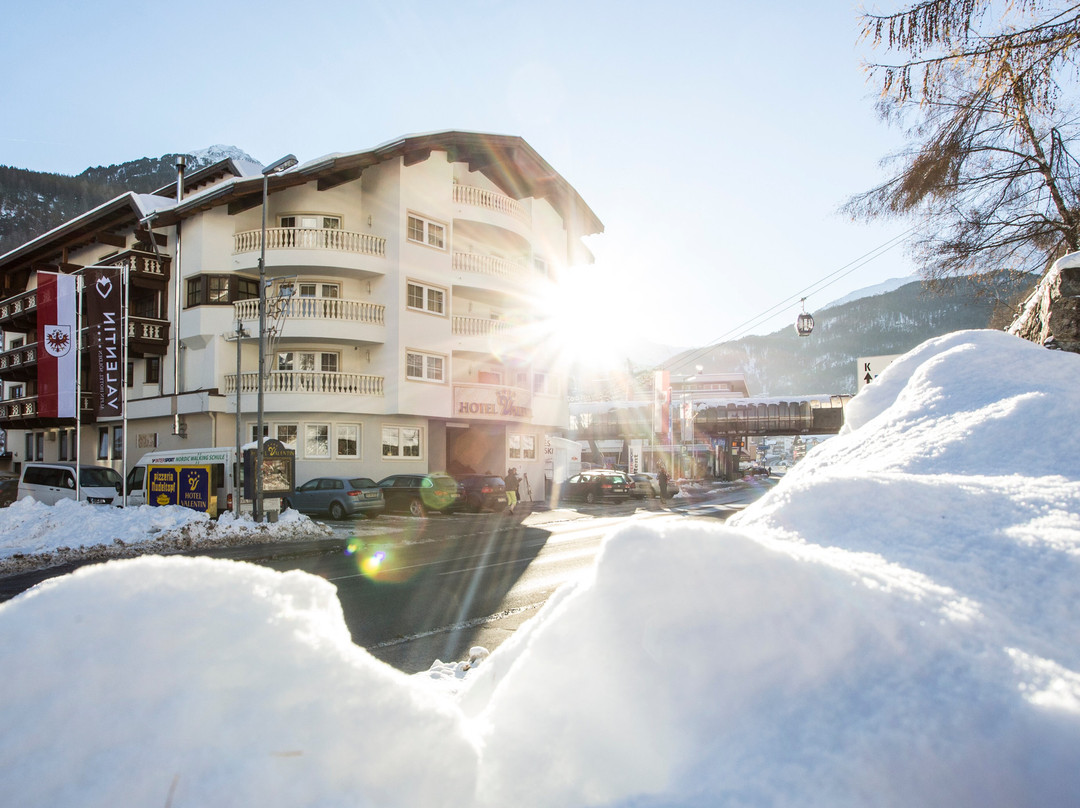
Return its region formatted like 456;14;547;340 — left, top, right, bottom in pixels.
568;394;852;441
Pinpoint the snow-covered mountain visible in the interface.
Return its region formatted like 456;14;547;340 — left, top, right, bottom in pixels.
824;275;921;308
0;147;259;253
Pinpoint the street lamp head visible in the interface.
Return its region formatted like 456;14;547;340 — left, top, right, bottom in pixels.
262;154;298;175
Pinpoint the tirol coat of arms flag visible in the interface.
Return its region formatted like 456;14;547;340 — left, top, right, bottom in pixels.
36;271;78;418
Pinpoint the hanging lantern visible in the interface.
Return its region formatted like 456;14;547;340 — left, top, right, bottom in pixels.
795;298;814;337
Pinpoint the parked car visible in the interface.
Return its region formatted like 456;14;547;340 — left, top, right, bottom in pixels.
0;475;18;507
17;463;123;506
377;473;461;516
562;470;631;504
745;466;771;477
629;472;661;499
451;474;508;513
284;476;383;520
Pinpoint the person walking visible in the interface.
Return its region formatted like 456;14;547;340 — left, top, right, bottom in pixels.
657;465;669;504
505;467;520;514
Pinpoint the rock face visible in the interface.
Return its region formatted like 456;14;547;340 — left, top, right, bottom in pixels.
1009;252;1080;352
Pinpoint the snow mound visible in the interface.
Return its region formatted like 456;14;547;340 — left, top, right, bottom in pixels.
2;330;1079;806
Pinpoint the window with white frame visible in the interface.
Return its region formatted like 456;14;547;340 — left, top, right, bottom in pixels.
282;282;340;298
276;424;298;447
280;215;341;229
406;351;445;382
509;433;537;461
277;351;339;373
305;423;330;458
336;423;360;458
533;371;552;395
533;256;548;277
515;371;529;389
407;214;446;249
382;425;422;458
406;281;445;315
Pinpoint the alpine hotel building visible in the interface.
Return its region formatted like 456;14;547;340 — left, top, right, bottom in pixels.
0;132;603;498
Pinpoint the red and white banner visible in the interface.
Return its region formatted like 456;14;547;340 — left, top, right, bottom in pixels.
36;271;78;419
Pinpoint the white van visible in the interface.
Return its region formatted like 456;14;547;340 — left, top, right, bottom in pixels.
126;447;244;513
18;463;124;506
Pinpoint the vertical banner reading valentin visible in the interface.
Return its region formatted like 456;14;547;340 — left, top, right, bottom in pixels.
36;271;77;418
87;266;123;418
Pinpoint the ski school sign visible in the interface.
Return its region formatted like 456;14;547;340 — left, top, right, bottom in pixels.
453;384;532;422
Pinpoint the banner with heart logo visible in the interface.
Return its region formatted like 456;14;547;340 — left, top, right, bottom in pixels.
87;266;123;418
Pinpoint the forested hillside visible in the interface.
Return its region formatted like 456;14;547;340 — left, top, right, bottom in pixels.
664;274;1034;395
0;146;256;254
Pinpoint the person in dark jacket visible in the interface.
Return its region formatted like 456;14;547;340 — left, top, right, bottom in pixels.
657;465;669;503
505;468;520;513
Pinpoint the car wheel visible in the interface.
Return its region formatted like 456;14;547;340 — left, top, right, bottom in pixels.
329;501;346;520
409;498;427;518
585;491;597;505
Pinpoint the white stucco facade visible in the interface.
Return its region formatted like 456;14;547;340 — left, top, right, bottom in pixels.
0;132;603;501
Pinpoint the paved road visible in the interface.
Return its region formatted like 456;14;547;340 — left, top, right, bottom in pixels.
0;482;774;674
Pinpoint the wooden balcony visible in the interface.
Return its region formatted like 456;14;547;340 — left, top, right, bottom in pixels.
0;392;95;428
0;343;38;381
0;289;38;332
0;317;168;381
102;249;171;290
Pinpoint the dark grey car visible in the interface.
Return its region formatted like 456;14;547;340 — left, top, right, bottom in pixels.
284;476;384;520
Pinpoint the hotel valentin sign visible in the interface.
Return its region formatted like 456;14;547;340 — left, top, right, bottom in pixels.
453;384;532;422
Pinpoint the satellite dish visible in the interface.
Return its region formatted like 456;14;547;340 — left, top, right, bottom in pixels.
795;298;814;337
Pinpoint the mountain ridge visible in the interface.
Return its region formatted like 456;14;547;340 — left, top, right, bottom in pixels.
0;147;257;254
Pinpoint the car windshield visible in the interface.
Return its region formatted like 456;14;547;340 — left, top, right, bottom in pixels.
80;467;121;487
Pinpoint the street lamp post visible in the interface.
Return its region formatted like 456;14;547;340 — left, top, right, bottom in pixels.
254;154;298;522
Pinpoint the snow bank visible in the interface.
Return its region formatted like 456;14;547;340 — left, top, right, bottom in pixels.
1;330;1078;807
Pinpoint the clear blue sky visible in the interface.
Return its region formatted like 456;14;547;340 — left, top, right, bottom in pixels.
1;0;916;349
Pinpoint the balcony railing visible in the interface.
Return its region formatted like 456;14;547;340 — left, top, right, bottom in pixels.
0;316;169;379
225;370;384;397
234;296;385;326
452;316;514;337
128;317;170;354
0;393;95;424
0;344;37;376
0;289;37;329
453;185;531;226
233;227;386;257
452;252;528;281
102;249;170;286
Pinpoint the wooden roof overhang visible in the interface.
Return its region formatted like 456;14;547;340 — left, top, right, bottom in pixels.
152;131;604;236
0;194;152;293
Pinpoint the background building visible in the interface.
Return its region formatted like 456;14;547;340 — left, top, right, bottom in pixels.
0;132;603;498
